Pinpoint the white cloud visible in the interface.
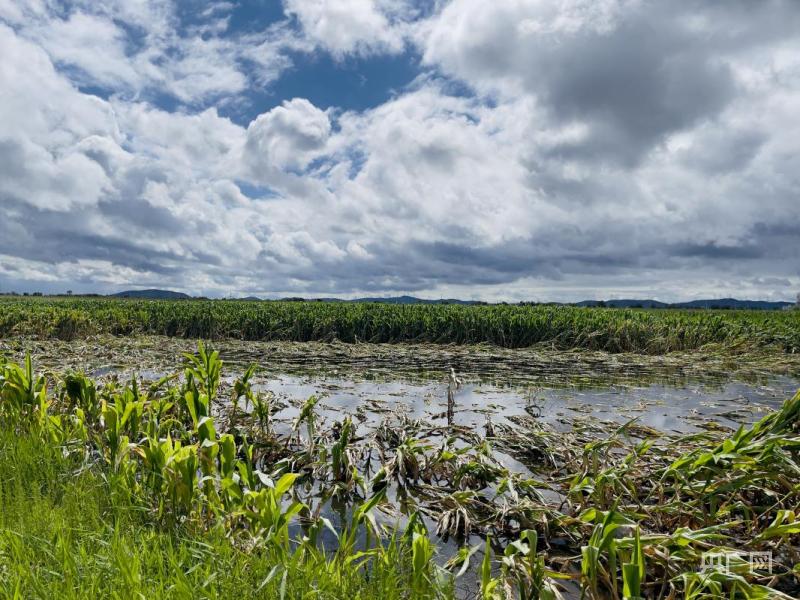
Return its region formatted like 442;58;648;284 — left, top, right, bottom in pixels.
1;1;800;301
3;0;305;105
284;0;410;58
246;98;331;172
29;11;143;90
114;102;244;175
0;24;119;211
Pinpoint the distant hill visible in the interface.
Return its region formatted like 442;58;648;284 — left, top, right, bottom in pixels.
278;295;481;305
576;299;668;308
670;298;794;310
577;298;793;310
110;289;191;299
350;295;481;305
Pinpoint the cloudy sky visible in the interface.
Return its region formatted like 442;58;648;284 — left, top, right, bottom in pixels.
1;0;798;301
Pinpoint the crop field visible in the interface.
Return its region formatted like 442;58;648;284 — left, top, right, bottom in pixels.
1;296;799;353
1;298;800;599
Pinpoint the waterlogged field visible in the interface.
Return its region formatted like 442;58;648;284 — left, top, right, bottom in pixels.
1;300;800;599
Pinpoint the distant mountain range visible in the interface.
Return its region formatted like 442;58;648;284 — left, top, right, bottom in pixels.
108;290;795;310
575;298;794;310
312;295;481;305
110;289;191;299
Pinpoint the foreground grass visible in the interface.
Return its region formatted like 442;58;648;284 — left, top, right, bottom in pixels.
0;430;427;600
1;297;799;353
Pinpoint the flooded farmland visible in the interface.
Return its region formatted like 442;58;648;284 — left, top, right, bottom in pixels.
3;335;800;598
5;336;799;434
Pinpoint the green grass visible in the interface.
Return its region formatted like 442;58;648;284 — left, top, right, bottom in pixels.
1;296;799;353
0;428;442;599
0;349;455;599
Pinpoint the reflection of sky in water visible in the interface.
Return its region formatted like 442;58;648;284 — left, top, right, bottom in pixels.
254;375;799;436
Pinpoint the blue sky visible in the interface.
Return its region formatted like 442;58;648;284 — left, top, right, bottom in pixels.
0;0;799;301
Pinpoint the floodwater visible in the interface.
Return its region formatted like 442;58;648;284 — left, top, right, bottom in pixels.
236;361;798;599
254;373;799;437
252;370;798;596
7;335;794;434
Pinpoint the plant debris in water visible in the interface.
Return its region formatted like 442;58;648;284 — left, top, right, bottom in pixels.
2;335;800;388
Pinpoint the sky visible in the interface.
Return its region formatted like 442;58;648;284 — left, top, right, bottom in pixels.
0;0;798;302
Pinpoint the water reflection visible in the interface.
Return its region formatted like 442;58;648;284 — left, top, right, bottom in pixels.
256;374;799;436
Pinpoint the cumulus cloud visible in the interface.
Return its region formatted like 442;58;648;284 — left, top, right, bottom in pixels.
421;1;800;167
246;98;331;172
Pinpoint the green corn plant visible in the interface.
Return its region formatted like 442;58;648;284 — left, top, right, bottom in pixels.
163;443;199;516
408;514;435;598
183;376;210;433
480;536;502;600
183;341;222;409
453;456;504;490
570;437;653;508
38;403;90;450
620;526;645;600
580;508;635;599
231;363;257;421
218;433;243;509
99;397;139;501
144;392;179;440
236;435;258;492
4;296;800;351
62;372;100;423
444;543;481;580
336;489;387;562
331;417;355;484
114;376;145;441
252;392;272;434
292;395;320;449
0;354;46;420
680;568;796;600
137;432;171;499
389;436;431;483
755;509;800;542
501;529;566;600
242;472;304;553
100;399;131;469
191;412;220;509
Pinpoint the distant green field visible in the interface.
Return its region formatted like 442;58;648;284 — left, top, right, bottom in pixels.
1;296;798;353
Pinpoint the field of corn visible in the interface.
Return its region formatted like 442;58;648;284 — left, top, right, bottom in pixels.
1;340;800;599
1;297;799;353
